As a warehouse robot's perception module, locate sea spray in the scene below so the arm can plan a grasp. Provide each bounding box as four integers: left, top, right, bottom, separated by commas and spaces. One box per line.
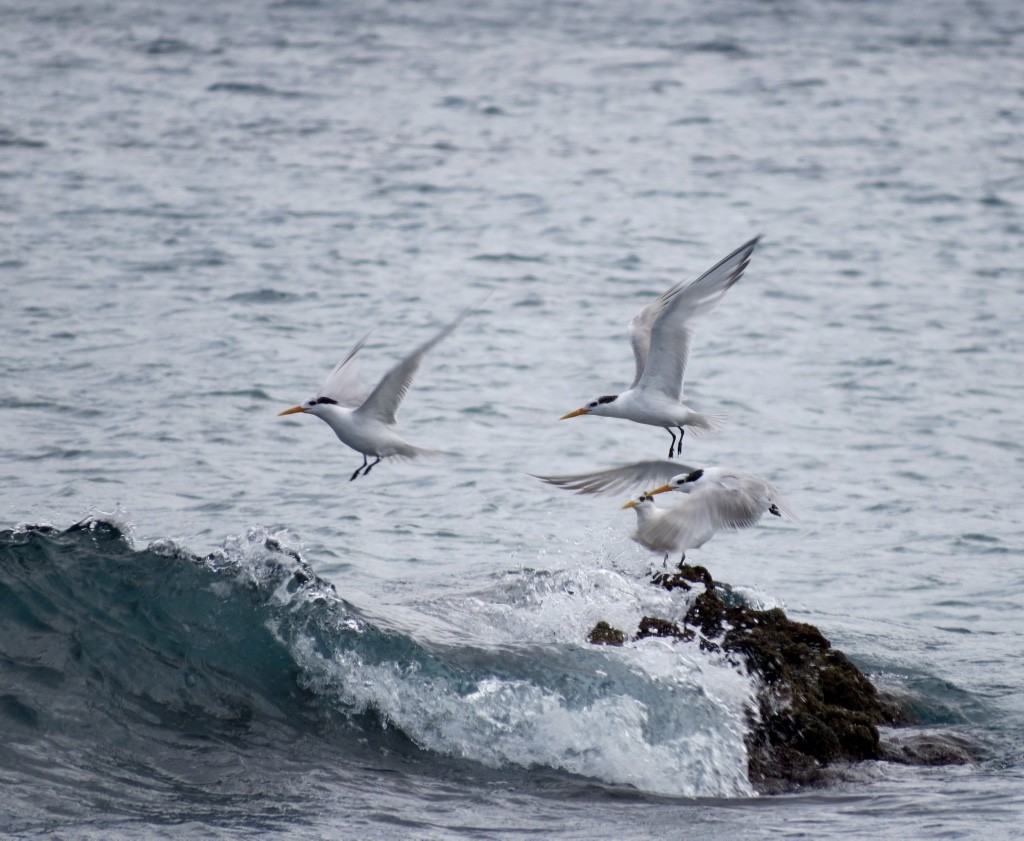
1, 519, 757, 797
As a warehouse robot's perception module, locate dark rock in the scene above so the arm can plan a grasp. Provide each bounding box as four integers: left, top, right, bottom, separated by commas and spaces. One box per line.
819, 658, 879, 712
875, 691, 920, 727
636, 616, 695, 642
682, 580, 892, 789
585, 559, 975, 792
652, 562, 714, 592
879, 728, 980, 765
587, 621, 625, 646
684, 590, 728, 638
748, 743, 826, 792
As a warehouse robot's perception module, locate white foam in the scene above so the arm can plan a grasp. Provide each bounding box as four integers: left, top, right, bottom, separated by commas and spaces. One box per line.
279, 539, 758, 798
293, 637, 755, 798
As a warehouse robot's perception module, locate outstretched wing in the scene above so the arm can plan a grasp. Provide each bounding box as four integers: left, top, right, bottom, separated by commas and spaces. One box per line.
532, 460, 695, 496
715, 470, 800, 523
627, 296, 663, 389
354, 303, 477, 425
646, 485, 763, 550
741, 477, 799, 523
316, 332, 372, 408
634, 237, 759, 400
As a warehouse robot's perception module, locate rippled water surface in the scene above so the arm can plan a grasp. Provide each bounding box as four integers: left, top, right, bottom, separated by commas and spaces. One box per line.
2, 0, 1023, 837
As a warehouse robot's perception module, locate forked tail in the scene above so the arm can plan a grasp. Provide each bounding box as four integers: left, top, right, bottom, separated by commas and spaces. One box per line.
389, 443, 441, 462
685, 412, 727, 437
772, 496, 801, 523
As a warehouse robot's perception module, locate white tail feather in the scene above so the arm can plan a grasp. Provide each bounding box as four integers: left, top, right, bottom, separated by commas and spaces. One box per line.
685, 412, 727, 436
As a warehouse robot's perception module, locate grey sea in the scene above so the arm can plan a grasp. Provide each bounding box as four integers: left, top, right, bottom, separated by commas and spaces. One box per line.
2, 0, 1023, 837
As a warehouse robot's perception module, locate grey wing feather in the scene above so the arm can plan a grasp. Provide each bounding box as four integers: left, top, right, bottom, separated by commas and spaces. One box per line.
627, 298, 662, 389
354, 304, 476, 425
697, 486, 767, 530
317, 332, 372, 408
761, 482, 799, 522
645, 495, 718, 552
720, 472, 800, 523
635, 237, 759, 399
531, 460, 694, 496
647, 486, 762, 550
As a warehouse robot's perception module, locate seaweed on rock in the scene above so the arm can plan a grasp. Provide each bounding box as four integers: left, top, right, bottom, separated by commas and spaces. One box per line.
587, 562, 971, 793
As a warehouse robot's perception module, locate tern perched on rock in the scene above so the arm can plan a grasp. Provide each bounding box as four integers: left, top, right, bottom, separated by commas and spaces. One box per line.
621, 466, 796, 564
560, 237, 759, 458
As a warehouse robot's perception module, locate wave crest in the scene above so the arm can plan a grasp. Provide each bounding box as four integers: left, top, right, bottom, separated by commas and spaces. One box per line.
0, 518, 756, 797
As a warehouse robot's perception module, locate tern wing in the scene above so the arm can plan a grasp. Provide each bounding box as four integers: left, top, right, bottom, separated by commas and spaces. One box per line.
634, 237, 759, 400
627, 297, 663, 389
647, 485, 763, 550
718, 471, 800, 522
744, 477, 799, 522
645, 494, 719, 552
532, 460, 694, 496
317, 332, 372, 408
354, 304, 475, 425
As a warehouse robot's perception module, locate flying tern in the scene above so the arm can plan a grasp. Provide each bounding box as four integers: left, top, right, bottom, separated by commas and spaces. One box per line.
560, 237, 759, 458
278, 304, 476, 480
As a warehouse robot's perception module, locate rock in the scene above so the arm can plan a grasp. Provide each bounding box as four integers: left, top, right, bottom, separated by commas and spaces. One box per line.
587, 621, 625, 646
651, 562, 714, 592
636, 616, 695, 642
879, 728, 980, 765
584, 561, 976, 793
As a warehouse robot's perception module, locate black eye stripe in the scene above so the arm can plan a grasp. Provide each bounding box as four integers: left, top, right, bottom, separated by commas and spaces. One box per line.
312, 396, 338, 405
684, 469, 704, 483
596, 395, 618, 405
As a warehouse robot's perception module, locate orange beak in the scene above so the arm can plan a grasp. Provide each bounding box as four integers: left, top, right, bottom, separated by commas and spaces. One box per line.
621, 499, 639, 510
277, 405, 306, 416
643, 484, 674, 497
559, 407, 590, 420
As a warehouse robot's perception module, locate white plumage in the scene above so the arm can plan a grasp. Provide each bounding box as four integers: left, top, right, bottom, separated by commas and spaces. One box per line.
560, 237, 759, 458
278, 304, 477, 480
621, 466, 796, 562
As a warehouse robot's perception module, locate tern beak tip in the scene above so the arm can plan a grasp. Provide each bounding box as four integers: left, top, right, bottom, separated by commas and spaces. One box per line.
559, 407, 590, 420
621, 500, 638, 510
277, 405, 306, 417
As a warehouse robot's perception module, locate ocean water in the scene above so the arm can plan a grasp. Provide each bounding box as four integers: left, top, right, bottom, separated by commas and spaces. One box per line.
2, 0, 1023, 837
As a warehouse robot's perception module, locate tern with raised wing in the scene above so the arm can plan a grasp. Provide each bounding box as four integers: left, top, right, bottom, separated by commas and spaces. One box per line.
278, 305, 476, 481
560, 237, 759, 458
621, 466, 796, 564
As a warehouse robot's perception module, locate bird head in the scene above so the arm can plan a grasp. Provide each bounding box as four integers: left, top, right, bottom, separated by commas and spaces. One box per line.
621, 494, 654, 511
643, 468, 704, 497
560, 394, 619, 420
278, 395, 339, 418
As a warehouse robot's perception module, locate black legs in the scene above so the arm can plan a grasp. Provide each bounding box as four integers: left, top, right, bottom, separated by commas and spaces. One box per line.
665, 426, 686, 458
350, 454, 382, 481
